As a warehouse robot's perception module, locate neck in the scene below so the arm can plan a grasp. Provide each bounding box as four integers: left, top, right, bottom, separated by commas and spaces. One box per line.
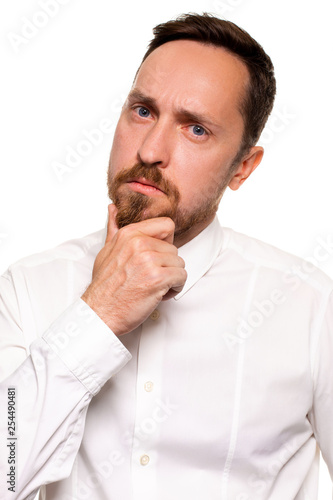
174, 214, 216, 248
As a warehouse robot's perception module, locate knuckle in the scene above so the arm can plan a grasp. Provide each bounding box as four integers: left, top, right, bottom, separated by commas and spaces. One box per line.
131, 235, 148, 254
170, 244, 178, 255
179, 268, 187, 281
128, 233, 148, 255
117, 223, 136, 240
148, 267, 164, 287
137, 250, 155, 266
178, 256, 186, 268
162, 217, 175, 232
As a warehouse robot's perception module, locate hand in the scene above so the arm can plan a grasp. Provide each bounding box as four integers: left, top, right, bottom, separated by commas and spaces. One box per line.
81, 204, 187, 336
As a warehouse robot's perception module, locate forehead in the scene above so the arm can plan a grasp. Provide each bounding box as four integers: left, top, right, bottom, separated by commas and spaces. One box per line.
134, 39, 249, 123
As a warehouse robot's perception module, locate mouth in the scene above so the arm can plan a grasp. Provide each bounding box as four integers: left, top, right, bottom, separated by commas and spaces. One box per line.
126, 177, 165, 196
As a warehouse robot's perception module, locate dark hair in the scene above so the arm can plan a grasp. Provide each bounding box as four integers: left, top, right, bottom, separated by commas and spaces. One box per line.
140, 13, 276, 164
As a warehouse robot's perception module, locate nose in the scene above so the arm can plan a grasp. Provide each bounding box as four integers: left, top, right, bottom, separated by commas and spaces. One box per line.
137, 119, 171, 168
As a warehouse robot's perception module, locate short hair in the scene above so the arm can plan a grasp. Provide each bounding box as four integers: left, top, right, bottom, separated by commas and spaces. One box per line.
139, 13, 276, 164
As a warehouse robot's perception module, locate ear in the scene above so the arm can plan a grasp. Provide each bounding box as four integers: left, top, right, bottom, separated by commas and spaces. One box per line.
228, 146, 264, 191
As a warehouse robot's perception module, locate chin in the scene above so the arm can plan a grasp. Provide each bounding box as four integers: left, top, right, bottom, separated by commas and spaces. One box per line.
114, 193, 177, 229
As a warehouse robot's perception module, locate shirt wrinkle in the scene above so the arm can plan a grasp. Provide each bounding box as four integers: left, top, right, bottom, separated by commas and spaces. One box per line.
1, 217, 333, 499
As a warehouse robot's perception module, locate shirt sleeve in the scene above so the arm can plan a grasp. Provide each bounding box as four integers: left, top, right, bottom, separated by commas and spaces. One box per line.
308, 288, 333, 482
0, 273, 132, 500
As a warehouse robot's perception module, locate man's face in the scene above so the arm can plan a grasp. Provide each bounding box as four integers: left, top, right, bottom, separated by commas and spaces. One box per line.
108, 39, 253, 243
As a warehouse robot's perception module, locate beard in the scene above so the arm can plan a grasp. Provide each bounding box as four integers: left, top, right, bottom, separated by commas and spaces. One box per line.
107, 163, 227, 240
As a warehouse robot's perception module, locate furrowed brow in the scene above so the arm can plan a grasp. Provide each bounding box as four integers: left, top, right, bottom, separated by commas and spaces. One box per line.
126, 90, 158, 114
176, 108, 220, 130
127, 89, 221, 130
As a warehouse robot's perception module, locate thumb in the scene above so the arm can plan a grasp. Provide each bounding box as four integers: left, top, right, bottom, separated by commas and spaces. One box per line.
105, 204, 119, 243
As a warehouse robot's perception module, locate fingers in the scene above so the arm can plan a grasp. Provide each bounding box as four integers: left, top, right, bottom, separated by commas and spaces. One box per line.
105, 205, 175, 245
141, 251, 185, 269
162, 288, 183, 300
160, 266, 187, 300
134, 236, 179, 256
130, 217, 175, 244
105, 204, 119, 243
159, 220, 175, 245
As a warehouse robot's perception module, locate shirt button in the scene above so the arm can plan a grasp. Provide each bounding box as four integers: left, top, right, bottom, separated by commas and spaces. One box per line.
150, 309, 160, 321
140, 454, 150, 466
144, 381, 154, 392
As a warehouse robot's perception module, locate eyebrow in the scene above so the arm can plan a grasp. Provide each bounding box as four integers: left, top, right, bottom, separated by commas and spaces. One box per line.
126, 89, 222, 130
127, 90, 159, 114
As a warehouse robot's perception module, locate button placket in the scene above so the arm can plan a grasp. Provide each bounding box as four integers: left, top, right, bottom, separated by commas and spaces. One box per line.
131, 307, 165, 500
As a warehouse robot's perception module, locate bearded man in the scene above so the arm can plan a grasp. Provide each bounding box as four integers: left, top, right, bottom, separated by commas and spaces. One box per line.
1, 13, 332, 500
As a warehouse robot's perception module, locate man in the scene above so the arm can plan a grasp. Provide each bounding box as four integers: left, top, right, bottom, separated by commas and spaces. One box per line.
0, 12, 332, 500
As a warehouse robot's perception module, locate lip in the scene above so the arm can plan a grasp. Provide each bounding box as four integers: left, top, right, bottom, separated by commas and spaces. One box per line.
126, 177, 165, 195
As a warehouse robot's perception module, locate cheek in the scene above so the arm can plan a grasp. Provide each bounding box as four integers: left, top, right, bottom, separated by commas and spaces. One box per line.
110, 119, 137, 166
175, 149, 228, 202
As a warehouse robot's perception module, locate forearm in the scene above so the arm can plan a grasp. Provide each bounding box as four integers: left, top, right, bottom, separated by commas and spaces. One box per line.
0, 299, 131, 499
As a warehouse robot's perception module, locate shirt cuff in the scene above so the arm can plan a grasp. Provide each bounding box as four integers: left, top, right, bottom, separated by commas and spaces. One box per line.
42, 298, 132, 395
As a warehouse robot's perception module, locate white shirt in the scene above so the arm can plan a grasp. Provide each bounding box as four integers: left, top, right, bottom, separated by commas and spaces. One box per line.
0, 216, 333, 500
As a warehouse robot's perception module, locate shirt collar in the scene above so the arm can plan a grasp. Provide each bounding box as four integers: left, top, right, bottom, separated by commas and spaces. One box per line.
174, 216, 224, 300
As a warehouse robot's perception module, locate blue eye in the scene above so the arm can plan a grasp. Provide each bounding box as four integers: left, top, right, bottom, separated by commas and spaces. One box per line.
137, 106, 150, 118
191, 125, 205, 136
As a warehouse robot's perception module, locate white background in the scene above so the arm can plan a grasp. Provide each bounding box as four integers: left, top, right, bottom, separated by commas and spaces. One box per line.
0, 0, 332, 496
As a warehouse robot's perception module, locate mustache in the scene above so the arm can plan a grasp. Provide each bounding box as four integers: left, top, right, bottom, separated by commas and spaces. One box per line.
111, 163, 180, 201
